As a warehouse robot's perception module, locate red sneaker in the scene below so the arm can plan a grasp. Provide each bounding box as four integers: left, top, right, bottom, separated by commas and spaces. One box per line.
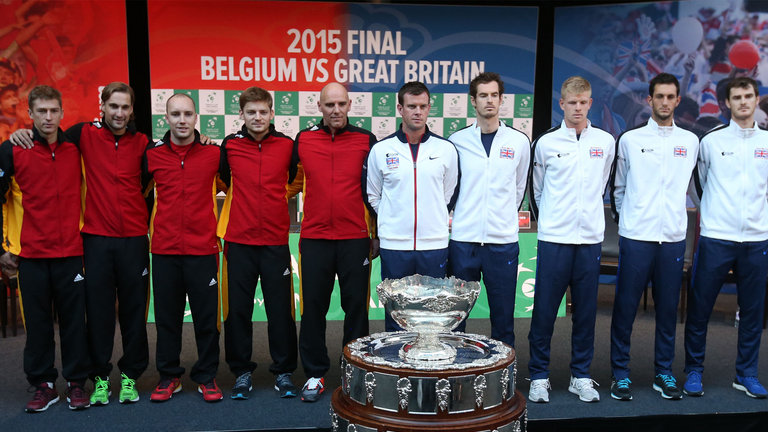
150, 377, 182, 402
198, 380, 223, 402
25, 382, 60, 413
66, 382, 90, 410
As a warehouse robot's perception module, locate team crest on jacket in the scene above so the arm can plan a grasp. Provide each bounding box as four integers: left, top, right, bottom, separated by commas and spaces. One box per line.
589, 147, 604, 158
673, 146, 687, 157
755, 148, 768, 159
499, 147, 515, 160
386, 152, 399, 169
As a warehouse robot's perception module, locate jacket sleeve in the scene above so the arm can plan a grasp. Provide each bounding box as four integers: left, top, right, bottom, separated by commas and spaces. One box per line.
610, 136, 627, 222
362, 133, 377, 216
0, 142, 15, 252
516, 136, 531, 210
602, 136, 616, 198
285, 138, 303, 199
692, 136, 707, 204
366, 145, 383, 213
219, 137, 231, 189
446, 143, 460, 211
64, 123, 87, 148
530, 137, 544, 220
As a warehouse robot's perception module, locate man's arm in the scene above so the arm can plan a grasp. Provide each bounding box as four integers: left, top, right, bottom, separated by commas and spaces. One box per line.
530, 137, 544, 220
692, 137, 708, 205
8, 128, 34, 149
516, 136, 531, 210
285, 138, 303, 199
0, 141, 18, 275
366, 146, 383, 213
610, 137, 627, 222
445, 144, 460, 211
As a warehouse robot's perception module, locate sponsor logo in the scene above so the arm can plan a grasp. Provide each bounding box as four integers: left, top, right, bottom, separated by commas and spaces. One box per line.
142, 268, 149, 276
74, 274, 84, 282
209, 278, 217, 286
386, 153, 399, 170
283, 268, 291, 276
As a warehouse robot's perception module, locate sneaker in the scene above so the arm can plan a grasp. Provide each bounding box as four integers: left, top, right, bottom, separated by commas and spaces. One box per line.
528, 378, 550, 403
568, 376, 600, 402
119, 373, 139, 403
275, 373, 297, 398
150, 377, 182, 402
733, 376, 768, 399
25, 382, 59, 413
66, 382, 90, 410
231, 372, 252, 400
683, 371, 703, 397
653, 374, 682, 400
610, 377, 632, 401
90, 376, 110, 406
300, 377, 325, 402
198, 379, 223, 402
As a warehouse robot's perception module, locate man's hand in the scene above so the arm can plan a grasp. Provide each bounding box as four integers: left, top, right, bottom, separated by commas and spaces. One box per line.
0, 251, 19, 276
200, 134, 214, 145
370, 238, 380, 260
9, 128, 34, 149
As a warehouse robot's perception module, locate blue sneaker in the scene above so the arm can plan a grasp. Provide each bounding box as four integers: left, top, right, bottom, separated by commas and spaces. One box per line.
683, 371, 703, 397
733, 376, 768, 399
610, 377, 632, 401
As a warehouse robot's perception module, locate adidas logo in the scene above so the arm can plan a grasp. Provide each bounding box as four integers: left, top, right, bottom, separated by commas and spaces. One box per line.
283, 268, 290, 276
209, 278, 217, 286
74, 274, 84, 282
142, 268, 149, 276
363, 258, 370, 266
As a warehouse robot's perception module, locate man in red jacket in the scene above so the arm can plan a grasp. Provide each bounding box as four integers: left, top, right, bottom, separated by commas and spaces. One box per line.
11, 82, 151, 406
144, 93, 223, 403
0, 85, 91, 412
289, 82, 377, 402
219, 87, 299, 399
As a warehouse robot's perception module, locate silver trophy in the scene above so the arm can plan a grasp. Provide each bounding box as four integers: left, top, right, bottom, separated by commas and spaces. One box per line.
376, 275, 481, 365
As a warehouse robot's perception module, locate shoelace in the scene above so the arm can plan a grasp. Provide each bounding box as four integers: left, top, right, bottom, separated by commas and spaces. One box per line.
94, 377, 109, 392
306, 377, 323, 390
657, 375, 677, 387
573, 378, 599, 390
121, 374, 136, 391
615, 378, 631, 389
530, 379, 550, 390
235, 374, 250, 388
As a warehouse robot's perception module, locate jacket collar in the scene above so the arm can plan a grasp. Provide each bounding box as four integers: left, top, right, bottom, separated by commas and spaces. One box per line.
160, 129, 202, 147
647, 117, 674, 138
395, 124, 432, 144
315, 119, 349, 136
238, 123, 276, 141
727, 120, 757, 139
32, 126, 67, 146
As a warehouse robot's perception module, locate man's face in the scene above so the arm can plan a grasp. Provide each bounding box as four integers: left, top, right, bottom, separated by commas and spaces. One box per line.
165, 96, 197, 143
240, 101, 273, 138
559, 91, 592, 128
0, 90, 19, 116
648, 83, 680, 123
398, 92, 431, 133
28, 98, 63, 138
471, 81, 502, 120
101, 91, 133, 134
726, 86, 758, 122
318, 85, 350, 131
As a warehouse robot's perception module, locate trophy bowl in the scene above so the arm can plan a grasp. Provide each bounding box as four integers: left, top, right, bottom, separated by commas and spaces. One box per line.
376, 275, 481, 365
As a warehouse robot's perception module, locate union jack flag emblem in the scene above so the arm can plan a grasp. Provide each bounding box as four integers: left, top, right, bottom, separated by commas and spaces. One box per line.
674, 146, 687, 157
589, 147, 604, 158
755, 148, 768, 159
386, 153, 399, 169
500, 147, 515, 159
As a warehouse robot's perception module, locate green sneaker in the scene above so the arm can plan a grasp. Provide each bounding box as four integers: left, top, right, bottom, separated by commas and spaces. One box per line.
90, 376, 110, 406
119, 373, 140, 404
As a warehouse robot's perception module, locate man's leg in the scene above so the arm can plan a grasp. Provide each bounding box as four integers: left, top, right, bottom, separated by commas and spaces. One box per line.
151, 254, 186, 379
18, 258, 58, 385
568, 243, 601, 378
447, 240, 481, 334
51, 256, 90, 383
83, 234, 117, 380
298, 238, 336, 378
259, 244, 298, 374
223, 242, 259, 377
478, 242, 519, 347
335, 238, 371, 346
379, 248, 416, 332
733, 240, 768, 377
610, 237, 654, 380
114, 235, 150, 380
651, 240, 686, 376
183, 254, 221, 385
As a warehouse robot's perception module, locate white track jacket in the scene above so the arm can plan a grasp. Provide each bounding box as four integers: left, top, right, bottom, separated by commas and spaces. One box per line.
449, 121, 530, 244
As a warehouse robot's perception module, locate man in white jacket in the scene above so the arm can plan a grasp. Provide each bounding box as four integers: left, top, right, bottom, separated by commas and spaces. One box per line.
684, 76, 768, 399
527, 76, 614, 403
367, 81, 459, 331
448, 72, 530, 346
609, 73, 698, 401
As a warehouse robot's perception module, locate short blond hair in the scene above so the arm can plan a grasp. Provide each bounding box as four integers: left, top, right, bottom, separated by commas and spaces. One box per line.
561, 76, 591, 99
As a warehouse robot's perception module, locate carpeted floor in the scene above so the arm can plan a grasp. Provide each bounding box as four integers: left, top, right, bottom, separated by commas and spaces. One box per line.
0, 285, 767, 431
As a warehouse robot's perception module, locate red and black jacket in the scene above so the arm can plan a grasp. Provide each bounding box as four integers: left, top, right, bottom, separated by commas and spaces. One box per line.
67, 121, 150, 238
143, 130, 221, 255
290, 121, 376, 240
0, 127, 83, 258
217, 124, 297, 246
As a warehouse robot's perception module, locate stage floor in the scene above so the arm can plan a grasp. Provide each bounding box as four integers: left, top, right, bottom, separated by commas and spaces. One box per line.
1, 287, 767, 431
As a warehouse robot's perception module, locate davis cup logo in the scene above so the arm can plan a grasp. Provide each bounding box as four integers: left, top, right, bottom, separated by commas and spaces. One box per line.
674, 146, 687, 157
386, 153, 399, 170
500, 147, 515, 160
589, 147, 604, 158
755, 148, 768, 159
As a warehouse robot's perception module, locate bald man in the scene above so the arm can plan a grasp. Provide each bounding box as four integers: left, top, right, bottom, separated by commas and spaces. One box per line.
288, 83, 377, 402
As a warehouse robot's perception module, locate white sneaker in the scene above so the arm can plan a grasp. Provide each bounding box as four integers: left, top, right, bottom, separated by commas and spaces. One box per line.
528, 378, 551, 403
568, 376, 600, 402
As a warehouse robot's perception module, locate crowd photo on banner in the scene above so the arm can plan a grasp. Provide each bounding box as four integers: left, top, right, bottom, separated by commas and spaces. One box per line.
0, 0, 767, 423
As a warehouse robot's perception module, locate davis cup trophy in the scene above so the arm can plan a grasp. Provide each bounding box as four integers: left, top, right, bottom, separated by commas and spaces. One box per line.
330, 275, 527, 432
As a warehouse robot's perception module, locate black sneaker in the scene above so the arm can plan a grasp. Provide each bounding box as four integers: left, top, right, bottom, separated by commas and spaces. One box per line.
274, 373, 297, 398
653, 374, 682, 400
300, 377, 325, 402
231, 373, 252, 400
610, 376, 632, 401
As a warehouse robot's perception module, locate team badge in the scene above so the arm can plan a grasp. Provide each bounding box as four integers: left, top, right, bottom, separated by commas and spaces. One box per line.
386, 152, 399, 170
673, 146, 687, 157
589, 147, 604, 158
500, 147, 515, 160
755, 148, 768, 159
